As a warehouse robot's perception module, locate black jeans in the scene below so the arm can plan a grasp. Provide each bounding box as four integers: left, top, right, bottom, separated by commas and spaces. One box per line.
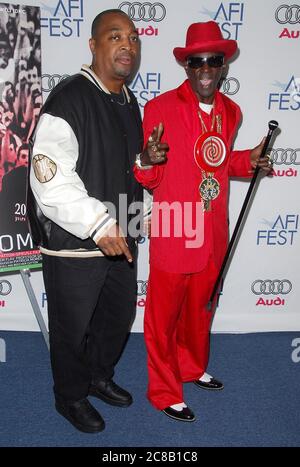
42, 251, 137, 401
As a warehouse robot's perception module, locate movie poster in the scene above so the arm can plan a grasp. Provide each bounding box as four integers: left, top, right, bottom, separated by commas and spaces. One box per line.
0, 2, 42, 274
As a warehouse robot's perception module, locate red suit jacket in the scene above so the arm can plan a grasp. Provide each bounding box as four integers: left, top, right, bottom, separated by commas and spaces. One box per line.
134, 79, 252, 274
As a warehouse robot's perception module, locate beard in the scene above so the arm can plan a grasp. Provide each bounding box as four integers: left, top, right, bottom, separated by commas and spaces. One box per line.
113, 65, 132, 79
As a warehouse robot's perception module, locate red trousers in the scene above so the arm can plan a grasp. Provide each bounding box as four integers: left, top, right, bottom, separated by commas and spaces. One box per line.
144, 259, 218, 410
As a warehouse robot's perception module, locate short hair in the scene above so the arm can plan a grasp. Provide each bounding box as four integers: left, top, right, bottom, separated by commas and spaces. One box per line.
17, 143, 30, 159
91, 9, 129, 38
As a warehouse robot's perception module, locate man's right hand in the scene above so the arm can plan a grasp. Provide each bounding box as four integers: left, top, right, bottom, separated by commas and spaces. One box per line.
139, 122, 169, 166
96, 224, 133, 263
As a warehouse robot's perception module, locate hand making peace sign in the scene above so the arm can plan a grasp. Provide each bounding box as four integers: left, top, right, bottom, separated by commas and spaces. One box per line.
139, 122, 169, 166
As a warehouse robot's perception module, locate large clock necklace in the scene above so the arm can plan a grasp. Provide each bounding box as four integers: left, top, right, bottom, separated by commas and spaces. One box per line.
194, 106, 228, 211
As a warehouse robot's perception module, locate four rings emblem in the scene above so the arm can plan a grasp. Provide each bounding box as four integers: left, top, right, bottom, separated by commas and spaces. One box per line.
251, 280, 292, 295
118, 2, 166, 21
269, 148, 300, 165
275, 5, 300, 23
0, 280, 12, 296
42, 74, 69, 93
137, 280, 148, 296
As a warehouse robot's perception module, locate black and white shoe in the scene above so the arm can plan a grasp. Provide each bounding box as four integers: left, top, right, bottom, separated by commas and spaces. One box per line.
162, 403, 195, 422
194, 372, 224, 391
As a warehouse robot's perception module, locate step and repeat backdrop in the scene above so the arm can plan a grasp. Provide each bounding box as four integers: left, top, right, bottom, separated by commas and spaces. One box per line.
0, 0, 299, 333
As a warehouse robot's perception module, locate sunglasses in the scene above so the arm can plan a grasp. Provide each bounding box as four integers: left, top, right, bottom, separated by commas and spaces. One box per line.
187, 55, 224, 69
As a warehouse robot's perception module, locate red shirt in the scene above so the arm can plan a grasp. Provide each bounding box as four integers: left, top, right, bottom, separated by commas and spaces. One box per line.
134, 80, 252, 273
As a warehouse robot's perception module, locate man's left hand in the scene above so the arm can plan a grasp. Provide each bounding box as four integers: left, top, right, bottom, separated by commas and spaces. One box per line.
250, 137, 273, 174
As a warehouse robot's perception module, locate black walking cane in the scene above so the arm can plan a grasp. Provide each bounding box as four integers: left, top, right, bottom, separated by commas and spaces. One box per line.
206, 120, 279, 311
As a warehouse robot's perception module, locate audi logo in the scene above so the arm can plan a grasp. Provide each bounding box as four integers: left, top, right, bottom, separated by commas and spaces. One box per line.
0, 280, 12, 296
251, 280, 292, 295
42, 74, 70, 93
137, 280, 148, 296
220, 77, 240, 95
269, 148, 300, 165
118, 2, 166, 22
275, 4, 300, 24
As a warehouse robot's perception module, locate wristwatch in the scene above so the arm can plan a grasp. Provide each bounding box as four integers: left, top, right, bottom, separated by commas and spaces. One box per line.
135, 153, 152, 170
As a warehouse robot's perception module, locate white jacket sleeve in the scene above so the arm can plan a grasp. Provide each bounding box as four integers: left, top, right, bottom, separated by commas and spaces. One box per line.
30, 113, 116, 242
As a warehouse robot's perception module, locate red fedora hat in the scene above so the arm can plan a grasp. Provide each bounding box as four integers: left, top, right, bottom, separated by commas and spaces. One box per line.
173, 21, 237, 62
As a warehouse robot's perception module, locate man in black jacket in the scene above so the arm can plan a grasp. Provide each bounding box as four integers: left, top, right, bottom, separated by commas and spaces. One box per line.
28, 10, 143, 433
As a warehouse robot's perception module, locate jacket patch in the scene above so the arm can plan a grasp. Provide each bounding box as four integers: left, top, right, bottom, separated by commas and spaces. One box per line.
33, 154, 57, 183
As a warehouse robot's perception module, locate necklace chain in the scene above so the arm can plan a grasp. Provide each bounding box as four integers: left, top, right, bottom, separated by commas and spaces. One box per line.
110, 88, 127, 106
197, 106, 222, 134
198, 106, 215, 134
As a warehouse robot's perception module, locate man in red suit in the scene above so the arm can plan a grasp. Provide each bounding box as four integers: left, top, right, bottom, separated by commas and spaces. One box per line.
134, 21, 272, 422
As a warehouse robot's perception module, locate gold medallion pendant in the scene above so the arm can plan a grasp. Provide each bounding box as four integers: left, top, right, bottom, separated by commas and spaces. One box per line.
199, 174, 221, 211
199, 174, 220, 201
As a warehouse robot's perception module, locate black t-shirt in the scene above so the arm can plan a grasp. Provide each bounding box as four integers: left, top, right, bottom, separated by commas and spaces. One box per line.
109, 90, 142, 246
109, 89, 141, 206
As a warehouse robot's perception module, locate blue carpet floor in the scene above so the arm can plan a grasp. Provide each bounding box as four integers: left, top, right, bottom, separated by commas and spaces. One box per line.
0, 331, 299, 447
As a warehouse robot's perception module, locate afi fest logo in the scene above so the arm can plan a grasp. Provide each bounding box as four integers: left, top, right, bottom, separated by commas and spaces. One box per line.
270, 147, 299, 178
275, 4, 300, 39
200, 2, 245, 39
251, 279, 292, 307
42, 73, 69, 93
118, 2, 167, 37
40, 0, 84, 37
130, 72, 161, 108
0, 279, 12, 308
257, 214, 299, 246
268, 76, 300, 110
